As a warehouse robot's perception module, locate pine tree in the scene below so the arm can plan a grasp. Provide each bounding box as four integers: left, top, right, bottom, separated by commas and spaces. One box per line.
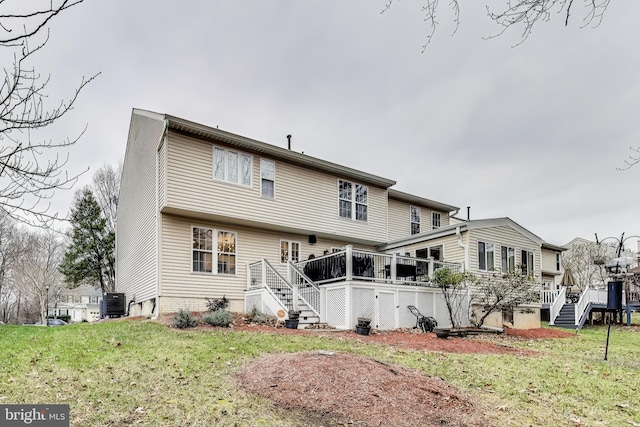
59, 188, 115, 293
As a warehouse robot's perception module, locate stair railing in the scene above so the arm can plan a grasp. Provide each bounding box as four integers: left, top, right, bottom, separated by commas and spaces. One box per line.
261, 259, 295, 311
288, 262, 320, 316
575, 286, 591, 326
549, 287, 566, 326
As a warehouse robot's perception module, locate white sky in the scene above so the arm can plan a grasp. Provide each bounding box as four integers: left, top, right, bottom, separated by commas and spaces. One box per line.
21, 0, 640, 250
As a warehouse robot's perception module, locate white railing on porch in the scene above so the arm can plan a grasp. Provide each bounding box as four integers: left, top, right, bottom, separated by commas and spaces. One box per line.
247, 259, 294, 311
549, 287, 566, 326
540, 289, 561, 305
294, 245, 463, 287
288, 261, 320, 316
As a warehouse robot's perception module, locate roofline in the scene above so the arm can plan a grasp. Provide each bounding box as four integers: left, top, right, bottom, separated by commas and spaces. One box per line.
157, 112, 397, 189
379, 217, 544, 251
542, 242, 568, 252
388, 188, 459, 214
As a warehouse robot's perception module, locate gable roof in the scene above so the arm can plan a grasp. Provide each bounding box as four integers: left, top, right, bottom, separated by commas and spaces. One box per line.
388, 189, 459, 215
135, 109, 398, 189
378, 217, 543, 251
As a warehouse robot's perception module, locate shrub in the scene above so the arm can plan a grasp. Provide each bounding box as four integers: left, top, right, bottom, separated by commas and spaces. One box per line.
171, 309, 198, 329
205, 296, 229, 312
201, 309, 233, 327
245, 307, 274, 325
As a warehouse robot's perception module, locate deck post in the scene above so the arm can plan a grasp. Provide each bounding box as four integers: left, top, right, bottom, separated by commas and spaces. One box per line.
428, 257, 434, 279
346, 245, 353, 281
391, 253, 397, 283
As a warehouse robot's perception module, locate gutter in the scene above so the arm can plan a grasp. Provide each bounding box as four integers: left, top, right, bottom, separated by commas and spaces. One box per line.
153, 119, 169, 318
456, 226, 469, 272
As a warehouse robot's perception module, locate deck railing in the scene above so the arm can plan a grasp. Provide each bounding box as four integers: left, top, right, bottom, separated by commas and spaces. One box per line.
540, 289, 561, 305
294, 246, 463, 287
549, 287, 566, 326
247, 259, 295, 311
288, 261, 320, 315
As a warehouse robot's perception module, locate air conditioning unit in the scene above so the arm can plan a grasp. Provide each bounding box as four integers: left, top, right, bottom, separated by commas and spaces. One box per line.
101, 293, 126, 318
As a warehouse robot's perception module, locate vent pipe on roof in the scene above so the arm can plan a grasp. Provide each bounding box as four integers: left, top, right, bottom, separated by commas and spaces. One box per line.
467, 206, 470, 221
287, 134, 291, 150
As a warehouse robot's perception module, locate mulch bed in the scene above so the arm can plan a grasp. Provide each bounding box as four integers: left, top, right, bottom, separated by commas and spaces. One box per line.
154, 313, 579, 427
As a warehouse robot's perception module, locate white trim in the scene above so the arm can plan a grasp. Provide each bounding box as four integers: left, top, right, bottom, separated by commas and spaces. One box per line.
410, 206, 421, 235
279, 239, 301, 264
212, 145, 253, 187
260, 158, 276, 199
337, 179, 368, 222
191, 226, 238, 276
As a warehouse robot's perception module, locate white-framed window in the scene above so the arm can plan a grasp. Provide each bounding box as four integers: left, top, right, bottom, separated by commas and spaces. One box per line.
478, 241, 494, 271
521, 250, 535, 276
501, 246, 516, 273
260, 159, 275, 198
415, 245, 443, 261
410, 206, 421, 235
338, 180, 367, 221
432, 212, 441, 229
213, 146, 252, 186
192, 227, 237, 275
217, 231, 237, 275
280, 240, 300, 263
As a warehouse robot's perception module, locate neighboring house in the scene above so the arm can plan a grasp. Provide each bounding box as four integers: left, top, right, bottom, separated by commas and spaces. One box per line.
49, 285, 102, 322
541, 243, 565, 290
116, 109, 560, 330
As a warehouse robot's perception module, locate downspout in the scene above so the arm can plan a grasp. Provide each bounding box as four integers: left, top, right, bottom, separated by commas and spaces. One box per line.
456, 226, 468, 272
154, 119, 169, 318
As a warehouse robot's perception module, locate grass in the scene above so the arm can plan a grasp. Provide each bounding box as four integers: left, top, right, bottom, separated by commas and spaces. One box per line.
1, 318, 639, 426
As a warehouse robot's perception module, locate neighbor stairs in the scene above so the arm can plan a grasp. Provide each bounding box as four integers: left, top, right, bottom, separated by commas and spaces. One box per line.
553, 303, 577, 329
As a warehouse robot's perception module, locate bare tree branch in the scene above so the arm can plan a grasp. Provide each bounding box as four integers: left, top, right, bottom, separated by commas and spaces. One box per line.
381, 0, 611, 49
617, 146, 640, 171
0, 0, 98, 226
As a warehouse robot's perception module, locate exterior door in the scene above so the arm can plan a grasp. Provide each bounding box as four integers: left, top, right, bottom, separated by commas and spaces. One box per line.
376, 291, 396, 330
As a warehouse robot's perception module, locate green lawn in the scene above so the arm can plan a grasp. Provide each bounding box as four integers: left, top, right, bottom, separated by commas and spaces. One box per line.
1, 318, 639, 426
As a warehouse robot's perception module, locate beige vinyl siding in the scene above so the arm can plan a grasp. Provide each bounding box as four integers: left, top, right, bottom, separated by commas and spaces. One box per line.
158, 213, 376, 313
541, 248, 562, 274
116, 112, 165, 304
387, 199, 450, 242
469, 226, 541, 279
164, 132, 388, 244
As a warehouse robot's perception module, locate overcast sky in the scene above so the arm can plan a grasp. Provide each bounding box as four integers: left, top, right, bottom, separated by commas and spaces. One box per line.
24, 0, 640, 250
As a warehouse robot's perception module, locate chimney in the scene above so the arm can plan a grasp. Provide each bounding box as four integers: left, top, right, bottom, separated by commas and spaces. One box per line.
467, 206, 470, 221
286, 134, 291, 150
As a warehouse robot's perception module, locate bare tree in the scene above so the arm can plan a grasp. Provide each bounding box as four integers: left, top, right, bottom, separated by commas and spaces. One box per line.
432, 268, 475, 328
0, 210, 25, 323
381, 1, 611, 50
619, 146, 640, 170
91, 162, 121, 233
15, 228, 65, 324
0, 0, 98, 226
562, 239, 616, 291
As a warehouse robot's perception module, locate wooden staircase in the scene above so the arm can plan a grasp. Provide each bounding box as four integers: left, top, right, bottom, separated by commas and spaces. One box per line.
553, 303, 578, 329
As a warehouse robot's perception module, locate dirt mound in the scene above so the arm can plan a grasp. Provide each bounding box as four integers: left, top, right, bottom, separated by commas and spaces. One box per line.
236, 351, 487, 427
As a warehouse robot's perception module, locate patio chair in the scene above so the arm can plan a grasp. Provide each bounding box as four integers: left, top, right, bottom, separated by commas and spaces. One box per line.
407, 305, 437, 333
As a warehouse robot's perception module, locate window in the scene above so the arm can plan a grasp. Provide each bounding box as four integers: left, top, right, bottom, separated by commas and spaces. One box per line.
338, 180, 367, 221
432, 212, 441, 229
280, 240, 300, 263
193, 227, 213, 273
410, 206, 421, 235
556, 253, 561, 271
217, 231, 236, 274
261, 159, 275, 198
213, 146, 252, 186
521, 250, 534, 276
89, 296, 99, 304
416, 245, 443, 261
478, 241, 494, 271
501, 246, 516, 273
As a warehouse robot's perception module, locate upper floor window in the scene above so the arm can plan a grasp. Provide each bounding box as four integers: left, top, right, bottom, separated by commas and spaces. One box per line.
260, 159, 275, 198
338, 180, 367, 221
410, 206, 421, 235
89, 296, 99, 304
192, 227, 237, 275
280, 240, 300, 263
521, 250, 534, 276
556, 253, 561, 271
213, 146, 252, 186
478, 241, 494, 271
501, 246, 516, 273
432, 212, 441, 229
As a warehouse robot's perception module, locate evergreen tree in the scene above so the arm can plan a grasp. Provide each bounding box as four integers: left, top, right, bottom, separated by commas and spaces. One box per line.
59, 188, 115, 293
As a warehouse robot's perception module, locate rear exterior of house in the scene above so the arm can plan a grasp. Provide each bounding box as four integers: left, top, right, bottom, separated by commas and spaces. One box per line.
117, 109, 553, 329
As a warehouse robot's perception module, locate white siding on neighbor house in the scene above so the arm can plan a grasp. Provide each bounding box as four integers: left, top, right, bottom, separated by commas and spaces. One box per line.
163, 132, 389, 244
158, 213, 376, 314
116, 112, 165, 306
396, 234, 466, 266
387, 199, 450, 242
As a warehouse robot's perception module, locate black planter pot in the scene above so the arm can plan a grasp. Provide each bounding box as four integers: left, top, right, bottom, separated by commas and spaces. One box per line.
357, 317, 371, 328
434, 328, 450, 339
355, 325, 371, 336
285, 319, 299, 329
288, 311, 300, 320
